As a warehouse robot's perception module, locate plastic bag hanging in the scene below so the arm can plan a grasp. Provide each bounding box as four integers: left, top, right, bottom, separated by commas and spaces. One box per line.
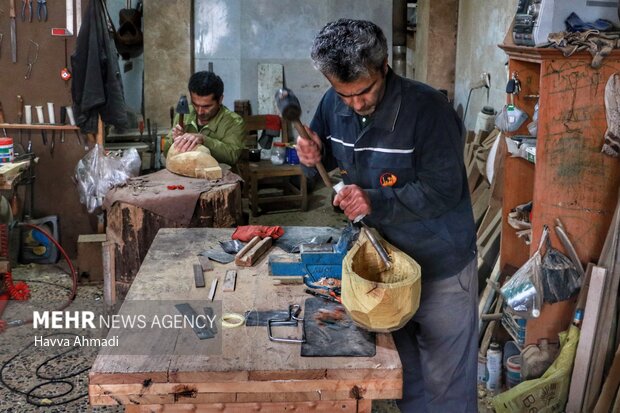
540, 228, 582, 303
501, 227, 547, 318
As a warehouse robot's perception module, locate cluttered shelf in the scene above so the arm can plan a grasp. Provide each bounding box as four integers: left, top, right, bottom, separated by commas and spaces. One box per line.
0, 123, 80, 131
498, 44, 620, 350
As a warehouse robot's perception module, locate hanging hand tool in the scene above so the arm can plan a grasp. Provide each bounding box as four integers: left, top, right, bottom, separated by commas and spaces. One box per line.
175, 95, 189, 130
36, 0, 47, 22
66, 106, 83, 148
51, 0, 74, 36
10, 0, 16, 63
0, 102, 7, 136
21, 0, 32, 22
24, 40, 39, 79
35, 105, 47, 145
60, 39, 72, 81
47, 102, 55, 156
0, 33, 3, 58
24, 105, 32, 153
60, 106, 67, 143
17, 95, 23, 145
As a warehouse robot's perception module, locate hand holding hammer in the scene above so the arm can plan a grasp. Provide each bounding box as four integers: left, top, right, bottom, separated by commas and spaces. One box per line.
275, 88, 332, 189
275, 87, 391, 269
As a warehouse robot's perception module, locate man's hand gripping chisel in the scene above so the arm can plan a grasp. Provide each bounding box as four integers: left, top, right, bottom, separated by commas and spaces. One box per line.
275, 87, 392, 269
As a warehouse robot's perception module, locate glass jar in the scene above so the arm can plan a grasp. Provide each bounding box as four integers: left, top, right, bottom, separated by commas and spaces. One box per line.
271, 143, 286, 165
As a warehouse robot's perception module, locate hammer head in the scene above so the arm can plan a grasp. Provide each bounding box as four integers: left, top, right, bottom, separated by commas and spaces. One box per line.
176, 94, 190, 129
176, 94, 190, 115
275, 88, 302, 122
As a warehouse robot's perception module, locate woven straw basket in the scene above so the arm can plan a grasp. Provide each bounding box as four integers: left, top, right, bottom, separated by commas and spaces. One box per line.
342, 228, 421, 332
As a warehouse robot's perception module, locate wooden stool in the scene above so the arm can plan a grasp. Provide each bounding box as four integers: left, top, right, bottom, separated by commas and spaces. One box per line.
247, 160, 307, 216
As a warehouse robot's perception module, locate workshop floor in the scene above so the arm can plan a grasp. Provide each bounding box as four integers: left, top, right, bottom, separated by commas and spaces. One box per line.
0, 180, 493, 412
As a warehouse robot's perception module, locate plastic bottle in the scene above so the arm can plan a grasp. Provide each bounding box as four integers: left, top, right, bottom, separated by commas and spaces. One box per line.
477, 354, 488, 385
270, 142, 286, 165
486, 342, 502, 394
475, 106, 496, 135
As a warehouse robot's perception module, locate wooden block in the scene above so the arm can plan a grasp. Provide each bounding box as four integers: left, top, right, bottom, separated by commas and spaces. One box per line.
198, 256, 214, 272
77, 234, 107, 282
0, 260, 10, 273
235, 236, 272, 267
195, 166, 222, 180
193, 264, 205, 288
566, 265, 606, 413
222, 270, 237, 292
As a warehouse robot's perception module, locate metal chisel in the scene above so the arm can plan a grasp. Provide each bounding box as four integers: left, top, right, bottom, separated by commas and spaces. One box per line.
17, 95, 23, 145
35, 105, 47, 145
47, 102, 55, 156
24, 104, 32, 153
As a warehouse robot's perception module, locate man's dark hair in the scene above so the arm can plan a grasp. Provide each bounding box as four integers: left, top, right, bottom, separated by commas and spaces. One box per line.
311, 19, 388, 82
188, 71, 224, 99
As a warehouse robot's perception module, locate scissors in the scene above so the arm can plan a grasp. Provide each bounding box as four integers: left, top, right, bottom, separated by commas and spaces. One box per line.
36, 0, 47, 22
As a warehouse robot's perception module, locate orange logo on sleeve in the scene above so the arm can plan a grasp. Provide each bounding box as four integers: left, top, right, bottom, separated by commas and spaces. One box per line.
380, 173, 397, 187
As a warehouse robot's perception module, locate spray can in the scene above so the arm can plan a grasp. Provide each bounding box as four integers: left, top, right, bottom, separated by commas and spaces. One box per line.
486, 342, 502, 394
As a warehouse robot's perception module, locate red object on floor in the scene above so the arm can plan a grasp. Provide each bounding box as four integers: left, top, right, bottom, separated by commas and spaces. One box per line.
4, 272, 30, 301
232, 225, 285, 242
0, 292, 9, 332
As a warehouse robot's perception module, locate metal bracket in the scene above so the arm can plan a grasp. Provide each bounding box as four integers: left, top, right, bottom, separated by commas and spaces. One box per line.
267, 304, 306, 343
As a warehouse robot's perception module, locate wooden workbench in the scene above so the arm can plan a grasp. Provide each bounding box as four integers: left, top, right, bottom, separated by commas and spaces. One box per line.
89, 227, 402, 412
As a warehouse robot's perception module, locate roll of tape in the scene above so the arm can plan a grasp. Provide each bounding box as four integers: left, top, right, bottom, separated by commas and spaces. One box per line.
221, 313, 245, 328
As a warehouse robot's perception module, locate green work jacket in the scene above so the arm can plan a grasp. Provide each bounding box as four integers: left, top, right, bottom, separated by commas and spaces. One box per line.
164, 105, 245, 166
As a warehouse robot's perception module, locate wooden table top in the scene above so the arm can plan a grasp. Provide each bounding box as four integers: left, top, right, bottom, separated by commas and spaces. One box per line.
89, 227, 402, 407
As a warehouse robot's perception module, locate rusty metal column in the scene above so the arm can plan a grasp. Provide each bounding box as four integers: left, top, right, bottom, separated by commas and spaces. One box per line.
392, 0, 408, 76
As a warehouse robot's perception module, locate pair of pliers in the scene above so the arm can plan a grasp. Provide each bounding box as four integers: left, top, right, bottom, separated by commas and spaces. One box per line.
36, 0, 47, 22
21, 0, 32, 22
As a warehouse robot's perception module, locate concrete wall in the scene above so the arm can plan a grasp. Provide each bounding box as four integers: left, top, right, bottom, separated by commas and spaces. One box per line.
144, 1, 193, 131
414, 0, 459, 98
454, 0, 518, 130
193, 0, 392, 125
142, 0, 520, 132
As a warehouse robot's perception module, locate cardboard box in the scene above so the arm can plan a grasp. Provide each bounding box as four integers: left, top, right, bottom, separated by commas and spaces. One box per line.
77, 234, 106, 283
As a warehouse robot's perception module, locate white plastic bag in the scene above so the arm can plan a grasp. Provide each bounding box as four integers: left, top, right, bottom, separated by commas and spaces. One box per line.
74, 144, 141, 213
500, 227, 548, 318
495, 104, 529, 132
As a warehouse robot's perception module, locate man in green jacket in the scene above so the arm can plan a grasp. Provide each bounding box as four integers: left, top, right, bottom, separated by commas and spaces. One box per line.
164, 71, 245, 166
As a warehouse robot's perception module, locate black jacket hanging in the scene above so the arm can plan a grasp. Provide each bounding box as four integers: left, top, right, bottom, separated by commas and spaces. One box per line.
71, 0, 128, 134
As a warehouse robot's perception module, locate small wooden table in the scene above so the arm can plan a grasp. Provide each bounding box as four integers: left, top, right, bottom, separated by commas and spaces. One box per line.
244, 160, 308, 216
89, 227, 402, 412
